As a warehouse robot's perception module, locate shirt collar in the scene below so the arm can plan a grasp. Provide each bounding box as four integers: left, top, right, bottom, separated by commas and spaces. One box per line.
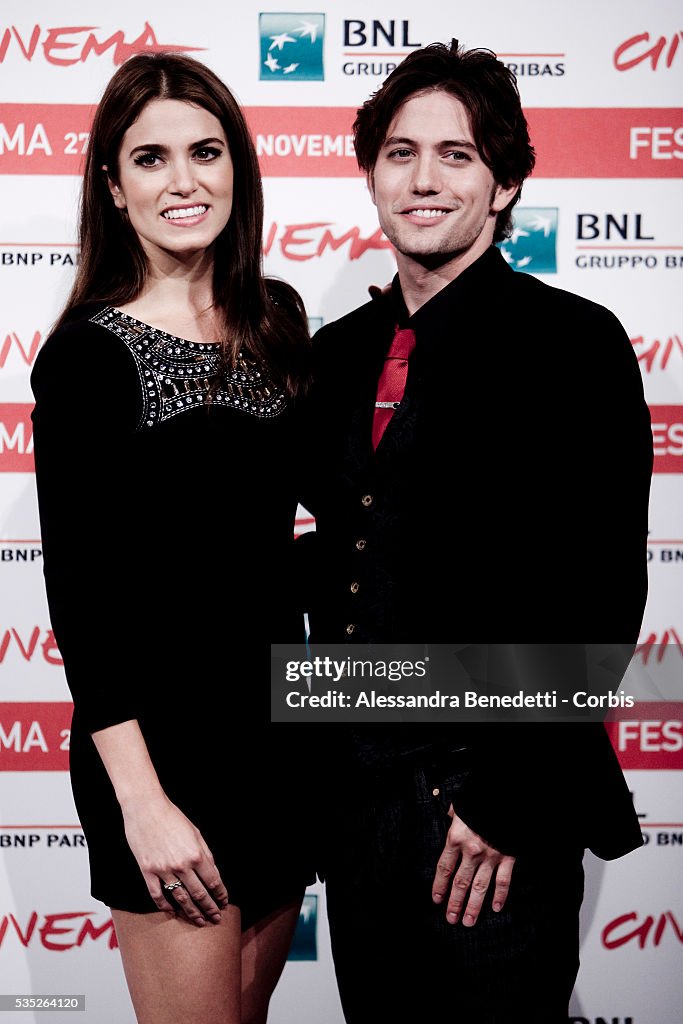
390, 245, 509, 334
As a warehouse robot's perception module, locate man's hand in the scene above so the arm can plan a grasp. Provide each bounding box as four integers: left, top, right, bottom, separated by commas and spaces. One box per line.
432, 804, 515, 927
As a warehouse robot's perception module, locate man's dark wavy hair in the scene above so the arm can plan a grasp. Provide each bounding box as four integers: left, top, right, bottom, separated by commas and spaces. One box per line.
353, 40, 536, 243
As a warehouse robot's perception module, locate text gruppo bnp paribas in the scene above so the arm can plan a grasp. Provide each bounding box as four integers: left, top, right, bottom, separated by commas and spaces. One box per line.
282, 657, 635, 710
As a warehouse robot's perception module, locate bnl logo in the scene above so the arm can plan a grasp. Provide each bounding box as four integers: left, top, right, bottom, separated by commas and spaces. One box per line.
259, 13, 325, 80
498, 207, 558, 273
288, 893, 317, 960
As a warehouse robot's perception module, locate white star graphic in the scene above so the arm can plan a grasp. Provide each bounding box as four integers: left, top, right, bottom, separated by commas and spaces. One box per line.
516, 255, 533, 268
297, 20, 319, 42
500, 247, 514, 264
283, 62, 300, 74
529, 214, 553, 237
300, 901, 315, 923
509, 226, 530, 245
269, 32, 296, 51
264, 53, 280, 72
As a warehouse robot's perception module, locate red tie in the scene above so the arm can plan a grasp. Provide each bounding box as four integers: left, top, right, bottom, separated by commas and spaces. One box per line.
372, 326, 416, 450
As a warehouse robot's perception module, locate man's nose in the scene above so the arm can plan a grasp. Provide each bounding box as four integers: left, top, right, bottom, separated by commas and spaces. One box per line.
410, 154, 441, 193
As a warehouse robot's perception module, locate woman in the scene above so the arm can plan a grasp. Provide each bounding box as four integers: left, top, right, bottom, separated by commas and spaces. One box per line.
30, 52, 312, 1024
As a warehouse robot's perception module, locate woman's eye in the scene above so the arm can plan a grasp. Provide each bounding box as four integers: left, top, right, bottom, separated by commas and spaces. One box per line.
194, 147, 222, 161
133, 152, 161, 167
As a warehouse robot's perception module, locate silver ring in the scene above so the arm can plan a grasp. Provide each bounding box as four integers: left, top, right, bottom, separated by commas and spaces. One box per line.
163, 880, 184, 892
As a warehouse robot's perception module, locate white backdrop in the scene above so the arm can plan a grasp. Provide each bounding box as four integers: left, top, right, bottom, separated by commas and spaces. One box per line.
1, 1, 682, 1021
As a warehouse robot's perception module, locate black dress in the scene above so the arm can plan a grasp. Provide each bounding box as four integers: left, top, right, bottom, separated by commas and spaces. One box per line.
31, 303, 311, 928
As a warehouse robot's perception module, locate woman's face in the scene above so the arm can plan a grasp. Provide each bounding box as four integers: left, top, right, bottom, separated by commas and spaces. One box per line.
107, 98, 233, 262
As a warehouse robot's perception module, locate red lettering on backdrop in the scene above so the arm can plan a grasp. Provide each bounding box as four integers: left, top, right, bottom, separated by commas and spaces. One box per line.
605, 701, 683, 770
0, 331, 42, 368
0, 23, 204, 65
649, 407, 683, 473
262, 222, 278, 257
632, 334, 683, 372
276, 222, 393, 261
0, 25, 40, 61
4, 911, 39, 947
317, 225, 392, 260
614, 31, 682, 71
40, 912, 88, 951
77, 916, 118, 948
3, 106, 683, 177
0, 912, 118, 950
0, 703, 72, 771
41, 630, 62, 665
602, 911, 683, 949
635, 629, 683, 662
42, 26, 97, 67
0, 628, 62, 665
279, 222, 332, 261
0, 403, 34, 471
1, 627, 39, 661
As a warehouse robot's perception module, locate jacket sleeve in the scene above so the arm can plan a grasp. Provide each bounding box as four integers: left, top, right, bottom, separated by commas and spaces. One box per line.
452, 301, 651, 860
451, 720, 642, 860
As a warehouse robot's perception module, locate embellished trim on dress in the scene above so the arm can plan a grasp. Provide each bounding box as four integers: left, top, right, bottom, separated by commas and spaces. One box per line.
90, 307, 287, 428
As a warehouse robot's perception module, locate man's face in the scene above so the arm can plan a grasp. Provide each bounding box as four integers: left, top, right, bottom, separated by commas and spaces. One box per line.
368, 89, 518, 270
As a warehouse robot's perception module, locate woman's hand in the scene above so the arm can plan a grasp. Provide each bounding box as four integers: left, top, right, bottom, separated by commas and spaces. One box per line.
90, 719, 228, 926
121, 792, 229, 926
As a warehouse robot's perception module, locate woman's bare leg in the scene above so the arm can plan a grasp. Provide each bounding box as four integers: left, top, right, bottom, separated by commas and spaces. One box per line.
240, 896, 304, 1024
112, 906, 242, 1024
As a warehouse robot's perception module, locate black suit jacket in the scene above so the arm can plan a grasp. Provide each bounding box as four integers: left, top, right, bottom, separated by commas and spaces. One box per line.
302, 246, 653, 860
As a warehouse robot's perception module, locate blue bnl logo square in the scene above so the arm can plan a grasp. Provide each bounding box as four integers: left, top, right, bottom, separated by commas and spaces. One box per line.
288, 894, 317, 960
498, 207, 558, 274
259, 13, 325, 81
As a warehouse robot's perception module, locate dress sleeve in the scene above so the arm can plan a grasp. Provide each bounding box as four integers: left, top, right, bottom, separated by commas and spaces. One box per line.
31, 320, 144, 733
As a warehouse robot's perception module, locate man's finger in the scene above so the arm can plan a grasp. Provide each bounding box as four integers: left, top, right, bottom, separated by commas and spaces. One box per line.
432, 843, 461, 903
492, 856, 515, 912
445, 863, 476, 923
461, 864, 493, 927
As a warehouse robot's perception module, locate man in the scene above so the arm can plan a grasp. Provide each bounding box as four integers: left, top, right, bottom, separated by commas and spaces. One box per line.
302, 41, 652, 1022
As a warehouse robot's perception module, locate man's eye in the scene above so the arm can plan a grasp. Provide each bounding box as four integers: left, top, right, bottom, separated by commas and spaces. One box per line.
388, 149, 413, 159
447, 151, 471, 162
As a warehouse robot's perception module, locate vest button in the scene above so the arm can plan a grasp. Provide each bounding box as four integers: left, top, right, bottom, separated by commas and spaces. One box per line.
355, 538, 367, 551
361, 494, 373, 507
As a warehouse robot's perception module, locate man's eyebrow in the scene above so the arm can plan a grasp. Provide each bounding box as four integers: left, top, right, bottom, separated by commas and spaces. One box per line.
381, 135, 478, 151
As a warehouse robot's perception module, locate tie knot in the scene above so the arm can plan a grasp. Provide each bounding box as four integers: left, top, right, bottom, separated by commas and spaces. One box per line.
387, 326, 416, 360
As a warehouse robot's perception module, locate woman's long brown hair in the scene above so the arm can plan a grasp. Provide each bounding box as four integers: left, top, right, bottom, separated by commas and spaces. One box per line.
55, 52, 310, 397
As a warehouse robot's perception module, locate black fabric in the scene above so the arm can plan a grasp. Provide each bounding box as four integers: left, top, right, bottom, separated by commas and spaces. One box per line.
302, 246, 652, 861
323, 759, 584, 1023
31, 305, 312, 925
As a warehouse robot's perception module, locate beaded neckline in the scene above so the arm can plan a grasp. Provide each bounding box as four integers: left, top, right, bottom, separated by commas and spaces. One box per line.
107, 308, 221, 350
90, 306, 287, 426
